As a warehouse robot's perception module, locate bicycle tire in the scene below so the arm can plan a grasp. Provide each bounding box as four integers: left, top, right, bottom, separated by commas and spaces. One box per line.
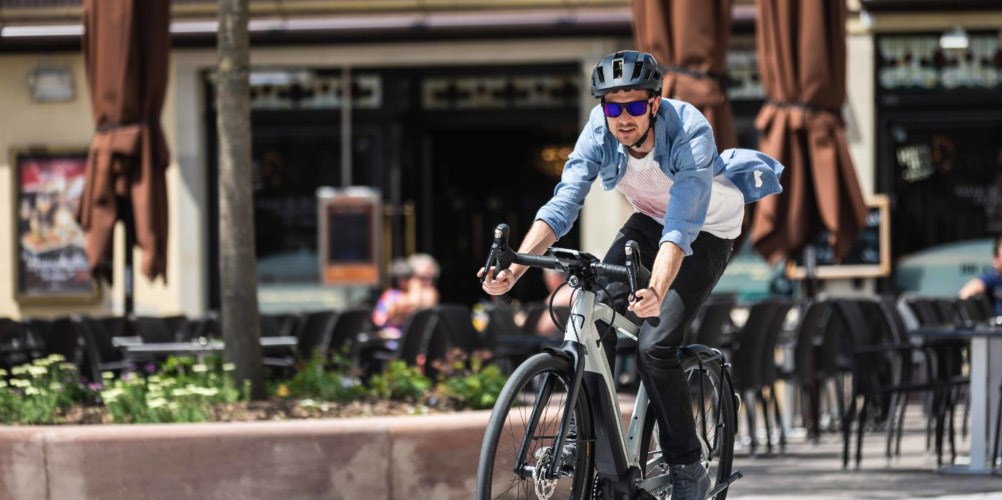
639, 352, 736, 500
477, 353, 595, 499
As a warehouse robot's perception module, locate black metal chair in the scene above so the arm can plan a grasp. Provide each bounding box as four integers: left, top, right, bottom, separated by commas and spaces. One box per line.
689, 298, 735, 349
729, 300, 782, 456
74, 316, 132, 383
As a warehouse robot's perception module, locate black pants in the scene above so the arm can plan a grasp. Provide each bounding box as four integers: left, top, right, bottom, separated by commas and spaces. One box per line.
599, 213, 734, 465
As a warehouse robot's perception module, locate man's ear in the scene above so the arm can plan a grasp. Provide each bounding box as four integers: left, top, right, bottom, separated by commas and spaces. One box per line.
651, 94, 661, 113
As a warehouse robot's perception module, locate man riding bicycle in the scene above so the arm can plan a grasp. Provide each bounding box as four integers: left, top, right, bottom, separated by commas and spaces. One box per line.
479, 50, 783, 500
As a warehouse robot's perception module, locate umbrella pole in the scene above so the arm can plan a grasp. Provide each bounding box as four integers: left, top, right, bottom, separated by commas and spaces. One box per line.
120, 196, 135, 321
802, 246, 818, 300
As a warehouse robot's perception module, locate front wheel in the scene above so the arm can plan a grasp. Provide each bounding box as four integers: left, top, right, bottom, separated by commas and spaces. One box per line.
639, 351, 736, 500
476, 353, 594, 499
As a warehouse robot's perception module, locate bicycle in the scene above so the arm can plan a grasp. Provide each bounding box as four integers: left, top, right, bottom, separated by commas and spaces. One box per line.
476, 224, 741, 500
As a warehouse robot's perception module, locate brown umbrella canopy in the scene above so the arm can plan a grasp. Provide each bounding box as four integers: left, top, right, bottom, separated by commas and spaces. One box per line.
632, 0, 737, 151
750, 0, 867, 264
78, 0, 171, 282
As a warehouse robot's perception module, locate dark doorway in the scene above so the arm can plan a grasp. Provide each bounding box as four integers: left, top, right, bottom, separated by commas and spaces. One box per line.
204, 63, 581, 309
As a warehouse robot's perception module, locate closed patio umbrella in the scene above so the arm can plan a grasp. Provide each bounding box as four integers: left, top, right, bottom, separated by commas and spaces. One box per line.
750, 0, 867, 265
77, 0, 172, 309
632, 0, 738, 151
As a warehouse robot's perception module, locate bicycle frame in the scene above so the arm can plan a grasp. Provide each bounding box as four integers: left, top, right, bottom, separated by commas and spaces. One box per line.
521, 286, 656, 487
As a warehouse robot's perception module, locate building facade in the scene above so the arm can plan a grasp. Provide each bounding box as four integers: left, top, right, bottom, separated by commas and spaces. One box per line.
0, 0, 999, 318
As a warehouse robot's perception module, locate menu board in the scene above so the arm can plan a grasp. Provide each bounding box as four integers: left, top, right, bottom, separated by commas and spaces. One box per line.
786, 195, 891, 279
317, 187, 381, 285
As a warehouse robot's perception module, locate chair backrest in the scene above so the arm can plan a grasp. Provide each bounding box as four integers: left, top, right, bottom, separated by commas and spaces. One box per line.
131, 317, 175, 344
0, 319, 37, 369
43, 317, 82, 366
791, 300, 832, 381
161, 315, 189, 340
435, 304, 483, 353
396, 308, 442, 370
690, 300, 734, 348
75, 317, 125, 383
481, 303, 522, 348
903, 297, 942, 327
759, 300, 794, 385
259, 314, 285, 338
295, 310, 337, 359
328, 308, 374, 354
729, 300, 779, 391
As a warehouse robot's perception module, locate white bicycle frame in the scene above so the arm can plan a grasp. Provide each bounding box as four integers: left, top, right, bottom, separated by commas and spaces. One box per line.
560, 286, 665, 488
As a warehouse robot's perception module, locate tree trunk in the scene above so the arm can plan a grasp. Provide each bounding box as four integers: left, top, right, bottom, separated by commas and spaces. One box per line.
216, 0, 263, 399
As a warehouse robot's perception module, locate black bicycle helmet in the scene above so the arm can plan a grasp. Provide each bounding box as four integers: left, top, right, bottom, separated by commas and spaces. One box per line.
590, 50, 663, 98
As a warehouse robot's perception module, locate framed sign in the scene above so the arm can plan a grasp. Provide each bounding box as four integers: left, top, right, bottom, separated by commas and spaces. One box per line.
11, 147, 99, 304
317, 186, 381, 285
785, 194, 891, 280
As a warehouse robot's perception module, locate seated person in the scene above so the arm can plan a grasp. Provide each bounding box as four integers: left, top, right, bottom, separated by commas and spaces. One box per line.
407, 253, 441, 310
959, 234, 1002, 316
372, 259, 417, 343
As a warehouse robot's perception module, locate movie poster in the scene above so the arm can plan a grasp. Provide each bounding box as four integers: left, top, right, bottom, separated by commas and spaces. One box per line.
14, 150, 97, 302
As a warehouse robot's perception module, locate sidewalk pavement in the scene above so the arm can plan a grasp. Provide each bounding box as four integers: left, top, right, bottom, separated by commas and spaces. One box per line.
727, 404, 1002, 499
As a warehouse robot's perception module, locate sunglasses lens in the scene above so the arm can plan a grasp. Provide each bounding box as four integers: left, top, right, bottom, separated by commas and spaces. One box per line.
602, 102, 623, 118
626, 100, 649, 116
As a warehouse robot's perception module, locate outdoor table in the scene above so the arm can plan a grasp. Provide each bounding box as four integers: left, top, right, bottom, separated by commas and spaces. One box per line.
113, 336, 298, 357
909, 323, 1002, 474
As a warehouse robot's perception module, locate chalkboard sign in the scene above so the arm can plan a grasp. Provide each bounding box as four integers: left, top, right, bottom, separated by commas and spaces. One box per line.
317, 187, 381, 285
785, 194, 891, 279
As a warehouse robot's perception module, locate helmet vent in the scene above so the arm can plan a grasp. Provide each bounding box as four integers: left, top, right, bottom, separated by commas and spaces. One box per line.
596, 67, 605, 84
613, 59, 623, 79
632, 63, 644, 82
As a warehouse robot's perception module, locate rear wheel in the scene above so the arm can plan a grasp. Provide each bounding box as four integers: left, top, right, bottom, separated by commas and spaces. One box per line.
639, 352, 736, 500
477, 353, 595, 499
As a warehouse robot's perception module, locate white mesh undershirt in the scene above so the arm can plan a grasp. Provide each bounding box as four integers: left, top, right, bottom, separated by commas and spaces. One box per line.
615, 151, 744, 240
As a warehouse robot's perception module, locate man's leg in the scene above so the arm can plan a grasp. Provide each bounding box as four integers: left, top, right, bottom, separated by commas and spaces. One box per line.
636, 232, 733, 465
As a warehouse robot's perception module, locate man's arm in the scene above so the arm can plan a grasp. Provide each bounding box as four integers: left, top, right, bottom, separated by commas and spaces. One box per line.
960, 277, 987, 299
628, 241, 684, 317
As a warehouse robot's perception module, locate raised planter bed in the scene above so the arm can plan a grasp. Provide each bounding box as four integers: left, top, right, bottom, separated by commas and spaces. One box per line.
0, 411, 492, 500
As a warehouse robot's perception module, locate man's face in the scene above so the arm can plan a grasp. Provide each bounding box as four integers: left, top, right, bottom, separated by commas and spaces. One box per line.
993, 245, 1002, 273
603, 89, 659, 147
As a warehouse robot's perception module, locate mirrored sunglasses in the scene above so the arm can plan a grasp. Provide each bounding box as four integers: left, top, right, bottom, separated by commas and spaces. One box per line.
602, 100, 650, 118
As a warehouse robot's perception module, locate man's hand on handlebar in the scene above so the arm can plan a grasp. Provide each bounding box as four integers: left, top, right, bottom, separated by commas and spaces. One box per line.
478, 266, 516, 296
628, 287, 662, 318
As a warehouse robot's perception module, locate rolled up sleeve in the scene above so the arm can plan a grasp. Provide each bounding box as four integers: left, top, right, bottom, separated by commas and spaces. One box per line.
661, 105, 716, 255
535, 124, 603, 239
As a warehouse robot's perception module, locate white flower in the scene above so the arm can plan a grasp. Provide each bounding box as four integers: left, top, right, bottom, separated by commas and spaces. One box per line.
11, 366, 28, 376
10, 379, 30, 388
24, 387, 39, 396
192, 364, 208, 373
222, 363, 236, 372
27, 366, 48, 377
0, 380, 7, 388
101, 388, 125, 402
171, 388, 190, 397
48, 383, 63, 391
46, 354, 66, 363
300, 398, 317, 408
147, 398, 167, 409
59, 363, 76, 371
0, 369, 8, 377
101, 371, 114, 380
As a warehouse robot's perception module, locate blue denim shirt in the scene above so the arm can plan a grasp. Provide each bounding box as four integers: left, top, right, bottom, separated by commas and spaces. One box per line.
535, 98, 784, 256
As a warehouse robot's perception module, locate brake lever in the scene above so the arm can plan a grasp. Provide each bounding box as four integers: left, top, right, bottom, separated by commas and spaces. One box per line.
482, 224, 513, 305
625, 240, 659, 328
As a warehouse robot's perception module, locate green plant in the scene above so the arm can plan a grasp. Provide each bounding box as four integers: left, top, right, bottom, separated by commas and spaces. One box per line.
0, 354, 93, 424
436, 350, 507, 410
368, 360, 432, 402
101, 356, 243, 424
273, 350, 366, 402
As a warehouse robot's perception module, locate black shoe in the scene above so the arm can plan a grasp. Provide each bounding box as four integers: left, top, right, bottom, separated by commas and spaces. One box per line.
668, 461, 709, 500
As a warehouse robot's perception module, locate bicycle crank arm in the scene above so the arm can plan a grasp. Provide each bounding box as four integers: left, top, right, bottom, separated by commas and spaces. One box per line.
705, 470, 743, 499
636, 472, 670, 495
